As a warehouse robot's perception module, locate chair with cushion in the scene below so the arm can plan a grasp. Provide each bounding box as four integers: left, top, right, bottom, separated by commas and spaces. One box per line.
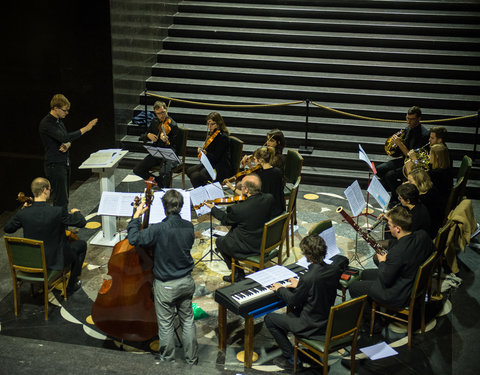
443, 155, 472, 224
293, 295, 367, 375
231, 212, 290, 283
4, 236, 69, 320
228, 135, 244, 176
285, 176, 301, 258
370, 251, 437, 348
308, 220, 362, 302
283, 149, 303, 245
152, 126, 188, 189
432, 220, 453, 299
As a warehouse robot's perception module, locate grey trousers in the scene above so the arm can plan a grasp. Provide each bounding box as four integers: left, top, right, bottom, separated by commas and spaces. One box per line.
153, 275, 198, 364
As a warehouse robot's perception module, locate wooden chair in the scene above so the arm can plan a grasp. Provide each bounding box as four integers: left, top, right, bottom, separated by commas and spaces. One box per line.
370, 252, 437, 348
283, 149, 304, 230
231, 212, 290, 283
443, 155, 472, 224
432, 220, 453, 299
228, 135, 244, 175
293, 295, 367, 375
285, 176, 301, 257
151, 126, 188, 189
308, 220, 362, 302
4, 236, 69, 320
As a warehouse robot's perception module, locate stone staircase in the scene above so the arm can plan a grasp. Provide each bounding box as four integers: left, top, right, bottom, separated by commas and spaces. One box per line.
117, 0, 480, 195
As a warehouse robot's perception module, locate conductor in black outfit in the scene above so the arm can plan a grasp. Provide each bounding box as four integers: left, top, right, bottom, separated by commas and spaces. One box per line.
39, 94, 98, 208
206, 174, 274, 282
349, 205, 435, 331
264, 235, 345, 370
133, 101, 179, 188
4, 177, 87, 295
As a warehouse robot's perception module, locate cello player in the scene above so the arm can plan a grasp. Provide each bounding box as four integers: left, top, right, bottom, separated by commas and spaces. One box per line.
127, 189, 198, 365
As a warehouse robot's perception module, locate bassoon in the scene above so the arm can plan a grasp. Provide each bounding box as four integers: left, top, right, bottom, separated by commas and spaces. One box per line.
336, 206, 387, 256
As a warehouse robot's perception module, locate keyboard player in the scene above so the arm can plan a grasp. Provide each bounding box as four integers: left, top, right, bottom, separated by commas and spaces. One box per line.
264, 234, 346, 370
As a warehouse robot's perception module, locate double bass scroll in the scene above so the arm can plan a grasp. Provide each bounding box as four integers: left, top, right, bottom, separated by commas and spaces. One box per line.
336, 206, 387, 256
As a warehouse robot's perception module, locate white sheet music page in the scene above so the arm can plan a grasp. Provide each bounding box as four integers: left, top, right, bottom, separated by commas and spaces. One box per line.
200, 152, 216, 180
344, 180, 366, 217
296, 226, 340, 266
98, 192, 139, 216
149, 189, 191, 223
367, 175, 391, 212
246, 265, 298, 287
190, 182, 224, 216
358, 144, 376, 174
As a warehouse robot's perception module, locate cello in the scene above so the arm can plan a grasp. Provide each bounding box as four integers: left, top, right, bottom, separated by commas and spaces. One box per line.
91, 179, 157, 342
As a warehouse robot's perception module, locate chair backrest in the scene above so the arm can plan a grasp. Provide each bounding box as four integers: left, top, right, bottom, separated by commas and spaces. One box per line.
410, 252, 437, 304
4, 236, 46, 273
174, 127, 188, 164
456, 154, 472, 183
286, 176, 301, 213
434, 220, 452, 255
284, 149, 304, 184
308, 219, 333, 236
228, 135, 244, 175
261, 212, 290, 256
325, 295, 367, 346
443, 176, 466, 222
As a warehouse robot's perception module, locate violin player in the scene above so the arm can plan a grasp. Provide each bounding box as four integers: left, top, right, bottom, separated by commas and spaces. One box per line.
206, 174, 275, 282
133, 101, 179, 188
4, 177, 87, 296
186, 112, 232, 188
376, 106, 429, 204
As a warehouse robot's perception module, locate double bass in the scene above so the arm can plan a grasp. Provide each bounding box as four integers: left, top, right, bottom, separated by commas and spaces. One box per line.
91, 179, 157, 342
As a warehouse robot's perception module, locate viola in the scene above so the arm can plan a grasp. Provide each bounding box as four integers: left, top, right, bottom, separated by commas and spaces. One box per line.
198, 129, 220, 158
222, 164, 262, 186
91, 178, 158, 342
17, 192, 79, 241
157, 118, 172, 146
193, 195, 246, 210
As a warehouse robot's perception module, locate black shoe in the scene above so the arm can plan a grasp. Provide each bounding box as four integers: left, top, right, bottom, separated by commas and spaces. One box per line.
222, 271, 245, 283
273, 356, 293, 370
66, 280, 82, 296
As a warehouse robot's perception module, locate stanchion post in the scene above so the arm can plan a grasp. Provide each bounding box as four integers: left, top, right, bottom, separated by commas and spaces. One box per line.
299, 99, 313, 154
473, 109, 480, 166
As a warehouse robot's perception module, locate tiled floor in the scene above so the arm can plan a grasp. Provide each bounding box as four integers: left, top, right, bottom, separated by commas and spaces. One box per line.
1, 169, 479, 374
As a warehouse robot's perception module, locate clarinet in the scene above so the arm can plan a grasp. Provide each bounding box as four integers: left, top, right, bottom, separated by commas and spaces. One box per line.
336, 206, 387, 256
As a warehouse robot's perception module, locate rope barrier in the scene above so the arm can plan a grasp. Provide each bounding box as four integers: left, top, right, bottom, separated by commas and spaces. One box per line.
146, 92, 478, 124
146, 92, 303, 108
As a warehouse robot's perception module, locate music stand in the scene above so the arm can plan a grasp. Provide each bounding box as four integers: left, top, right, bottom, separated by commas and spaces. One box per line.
144, 145, 180, 185
343, 180, 367, 268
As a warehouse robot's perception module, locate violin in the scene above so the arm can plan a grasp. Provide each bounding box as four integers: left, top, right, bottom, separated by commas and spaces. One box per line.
91, 178, 158, 342
157, 118, 172, 146
193, 195, 246, 210
222, 164, 262, 186
17, 192, 79, 241
198, 129, 220, 158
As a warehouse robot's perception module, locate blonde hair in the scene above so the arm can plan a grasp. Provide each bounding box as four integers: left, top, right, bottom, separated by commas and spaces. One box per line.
31, 177, 50, 197
408, 168, 433, 194
50, 94, 70, 110
153, 101, 167, 111
253, 146, 275, 164
430, 144, 450, 169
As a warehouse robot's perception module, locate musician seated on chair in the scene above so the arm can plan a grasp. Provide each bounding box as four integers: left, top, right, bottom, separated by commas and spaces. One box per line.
127, 189, 198, 365
133, 101, 179, 188
4, 177, 87, 296
225, 146, 285, 217
240, 128, 286, 171
263, 234, 345, 370
205, 174, 274, 283
396, 183, 434, 238
348, 206, 435, 333
376, 106, 429, 202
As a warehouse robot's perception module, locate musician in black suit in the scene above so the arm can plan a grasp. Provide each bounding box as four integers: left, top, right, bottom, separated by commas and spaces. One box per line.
39, 94, 98, 208
4, 177, 87, 295
348, 205, 435, 332
377, 106, 429, 198
206, 174, 274, 282
396, 183, 434, 238
133, 101, 179, 188
264, 235, 344, 370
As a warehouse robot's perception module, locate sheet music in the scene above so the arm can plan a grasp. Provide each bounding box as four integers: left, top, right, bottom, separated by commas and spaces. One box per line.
200, 152, 216, 180
149, 189, 191, 223
98, 192, 139, 216
190, 182, 224, 216
358, 144, 377, 174
82, 149, 122, 167
344, 180, 366, 217
296, 226, 340, 266
144, 145, 180, 163
360, 342, 398, 360
246, 265, 298, 287
367, 175, 391, 212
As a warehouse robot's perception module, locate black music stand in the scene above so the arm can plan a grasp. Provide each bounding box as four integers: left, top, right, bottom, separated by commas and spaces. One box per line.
195, 209, 223, 265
